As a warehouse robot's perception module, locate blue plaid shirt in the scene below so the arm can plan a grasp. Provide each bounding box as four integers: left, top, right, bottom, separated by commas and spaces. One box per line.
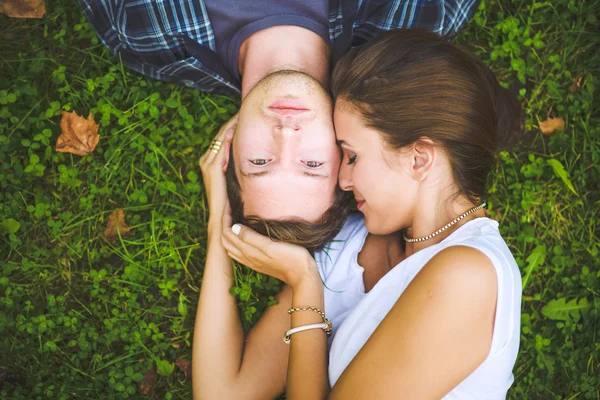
78, 0, 480, 95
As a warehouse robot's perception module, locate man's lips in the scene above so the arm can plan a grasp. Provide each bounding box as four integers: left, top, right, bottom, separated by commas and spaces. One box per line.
268, 100, 310, 115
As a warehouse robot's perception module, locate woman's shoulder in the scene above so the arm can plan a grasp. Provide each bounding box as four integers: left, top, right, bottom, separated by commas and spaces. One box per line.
441, 218, 520, 276
421, 245, 499, 305
424, 220, 522, 359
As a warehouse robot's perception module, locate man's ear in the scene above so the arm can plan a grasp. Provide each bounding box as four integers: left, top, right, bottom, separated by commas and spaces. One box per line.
222, 126, 236, 172
411, 137, 436, 181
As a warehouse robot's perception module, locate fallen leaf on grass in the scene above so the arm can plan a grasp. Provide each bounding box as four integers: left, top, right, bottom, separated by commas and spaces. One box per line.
539, 117, 565, 136
55, 111, 99, 156
103, 209, 132, 243
0, 0, 45, 18
175, 359, 191, 378
570, 73, 584, 94
137, 368, 157, 396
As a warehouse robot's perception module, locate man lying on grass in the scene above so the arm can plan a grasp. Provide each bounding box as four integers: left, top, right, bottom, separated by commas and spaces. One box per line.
79, 0, 480, 250
195, 28, 522, 399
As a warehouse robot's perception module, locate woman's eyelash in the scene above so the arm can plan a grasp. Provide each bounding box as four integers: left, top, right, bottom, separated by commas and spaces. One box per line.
304, 161, 324, 168
347, 155, 357, 165
250, 159, 270, 166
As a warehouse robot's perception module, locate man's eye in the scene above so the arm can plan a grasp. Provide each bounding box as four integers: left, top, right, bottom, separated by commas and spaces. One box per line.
250, 159, 270, 166
304, 161, 324, 168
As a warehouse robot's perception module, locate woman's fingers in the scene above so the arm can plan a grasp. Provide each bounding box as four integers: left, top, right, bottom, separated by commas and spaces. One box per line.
223, 225, 270, 261
222, 201, 233, 228
203, 128, 229, 164
222, 127, 235, 172
227, 251, 244, 266
229, 224, 275, 257
202, 113, 238, 164
222, 233, 266, 275
222, 234, 244, 261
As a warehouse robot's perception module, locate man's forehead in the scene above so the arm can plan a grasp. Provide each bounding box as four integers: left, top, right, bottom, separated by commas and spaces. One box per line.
240, 171, 334, 194
240, 175, 335, 221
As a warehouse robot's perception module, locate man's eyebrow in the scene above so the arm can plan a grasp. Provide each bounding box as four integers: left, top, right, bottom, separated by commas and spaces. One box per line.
240, 170, 329, 179
303, 172, 330, 179
240, 170, 271, 178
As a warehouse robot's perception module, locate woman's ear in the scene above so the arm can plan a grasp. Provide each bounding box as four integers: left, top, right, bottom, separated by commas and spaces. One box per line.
411, 137, 436, 181
222, 126, 236, 172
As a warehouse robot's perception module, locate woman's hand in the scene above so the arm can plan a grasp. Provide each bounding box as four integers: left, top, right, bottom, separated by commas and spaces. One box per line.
199, 114, 238, 226
221, 205, 320, 289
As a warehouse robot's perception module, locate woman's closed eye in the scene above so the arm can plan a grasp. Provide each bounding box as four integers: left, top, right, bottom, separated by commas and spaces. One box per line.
346, 155, 357, 165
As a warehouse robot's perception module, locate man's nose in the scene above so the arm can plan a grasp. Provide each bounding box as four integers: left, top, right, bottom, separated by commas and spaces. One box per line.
276, 117, 301, 134
278, 125, 300, 135
338, 163, 353, 191
272, 122, 300, 161
273, 121, 300, 145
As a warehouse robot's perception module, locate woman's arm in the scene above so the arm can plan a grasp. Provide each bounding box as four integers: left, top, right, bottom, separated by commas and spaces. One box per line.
329, 245, 498, 399
192, 117, 293, 400
192, 231, 293, 399
222, 224, 332, 399
222, 224, 498, 399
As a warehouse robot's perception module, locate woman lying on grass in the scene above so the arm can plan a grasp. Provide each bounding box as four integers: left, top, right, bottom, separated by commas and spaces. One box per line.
194, 29, 522, 399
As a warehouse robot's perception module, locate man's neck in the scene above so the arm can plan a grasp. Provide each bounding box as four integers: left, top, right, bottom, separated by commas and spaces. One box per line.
238, 25, 331, 98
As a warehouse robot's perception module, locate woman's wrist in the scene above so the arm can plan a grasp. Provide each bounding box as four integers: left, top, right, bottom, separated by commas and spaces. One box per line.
208, 212, 224, 228
207, 218, 224, 242
289, 259, 322, 293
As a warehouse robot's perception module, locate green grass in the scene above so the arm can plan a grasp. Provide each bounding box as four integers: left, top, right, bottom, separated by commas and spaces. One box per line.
0, 0, 598, 398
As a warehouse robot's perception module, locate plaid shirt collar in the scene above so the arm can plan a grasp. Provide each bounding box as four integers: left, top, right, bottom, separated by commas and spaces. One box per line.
79, 0, 480, 95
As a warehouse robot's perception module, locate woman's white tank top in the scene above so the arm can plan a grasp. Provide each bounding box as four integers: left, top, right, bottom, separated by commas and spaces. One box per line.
314, 214, 522, 399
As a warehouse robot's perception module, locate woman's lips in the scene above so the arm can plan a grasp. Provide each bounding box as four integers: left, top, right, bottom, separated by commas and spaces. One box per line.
268, 100, 310, 115
356, 200, 366, 210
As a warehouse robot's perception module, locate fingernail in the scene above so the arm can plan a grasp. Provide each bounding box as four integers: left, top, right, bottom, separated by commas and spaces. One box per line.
232, 224, 241, 235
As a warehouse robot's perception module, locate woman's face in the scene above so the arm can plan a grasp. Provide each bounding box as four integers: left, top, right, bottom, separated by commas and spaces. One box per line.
334, 101, 419, 235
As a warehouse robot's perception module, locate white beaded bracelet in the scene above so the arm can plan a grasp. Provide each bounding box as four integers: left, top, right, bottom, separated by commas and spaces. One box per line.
283, 323, 331, 344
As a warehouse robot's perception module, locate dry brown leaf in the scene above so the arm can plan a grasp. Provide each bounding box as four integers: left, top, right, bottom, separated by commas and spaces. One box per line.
175, 359, 191, 378
55, 111, 99, 156
539, 117, 565, 136
0, 0, 45, 18
103, 209, 132, 243
137, 368, 157, 396
570, 73, 584, 94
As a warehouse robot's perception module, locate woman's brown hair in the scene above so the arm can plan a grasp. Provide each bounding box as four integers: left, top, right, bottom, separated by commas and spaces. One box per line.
331, 29, 520, 203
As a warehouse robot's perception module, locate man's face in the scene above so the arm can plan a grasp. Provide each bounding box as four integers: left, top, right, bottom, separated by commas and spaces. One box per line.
233, 71, 341, 222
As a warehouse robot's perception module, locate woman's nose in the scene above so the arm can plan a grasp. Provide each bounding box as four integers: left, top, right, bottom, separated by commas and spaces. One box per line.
338, 163, 353, 191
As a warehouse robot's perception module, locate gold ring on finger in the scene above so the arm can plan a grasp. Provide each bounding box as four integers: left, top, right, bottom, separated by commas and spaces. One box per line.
211, 140, 223, 146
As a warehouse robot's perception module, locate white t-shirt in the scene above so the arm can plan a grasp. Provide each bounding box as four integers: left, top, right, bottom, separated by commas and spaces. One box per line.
314, 213, 522, 399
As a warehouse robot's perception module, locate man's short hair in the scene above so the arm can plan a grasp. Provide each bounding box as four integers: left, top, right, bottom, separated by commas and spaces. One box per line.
226, 145, 351, 254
